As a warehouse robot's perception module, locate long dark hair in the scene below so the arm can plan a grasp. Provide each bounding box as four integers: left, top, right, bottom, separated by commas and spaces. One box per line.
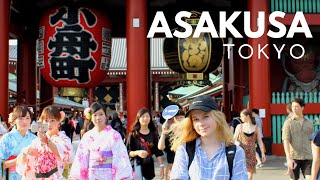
130, 107, 156, 137
90, 102, 107, 115
240, 109, 256, 125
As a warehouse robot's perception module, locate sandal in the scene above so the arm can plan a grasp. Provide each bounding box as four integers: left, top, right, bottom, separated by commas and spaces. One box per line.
256, 163, 263, 168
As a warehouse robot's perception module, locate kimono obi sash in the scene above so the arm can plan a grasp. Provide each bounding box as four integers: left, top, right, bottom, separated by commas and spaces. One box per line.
89, 150, 113, 169
7, 156, 17, 172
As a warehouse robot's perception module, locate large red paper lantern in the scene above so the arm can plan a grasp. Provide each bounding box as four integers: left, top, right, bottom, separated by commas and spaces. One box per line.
37, 6, 111, 87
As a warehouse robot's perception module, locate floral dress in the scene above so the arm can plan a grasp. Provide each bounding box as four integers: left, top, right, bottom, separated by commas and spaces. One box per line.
69, 125, 132, 180
238, 125, 258, 173
16, 131, 75, 180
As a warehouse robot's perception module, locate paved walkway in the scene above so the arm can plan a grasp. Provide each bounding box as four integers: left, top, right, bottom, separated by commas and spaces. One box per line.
151, 156, 289, 180
72, 135, 291, 180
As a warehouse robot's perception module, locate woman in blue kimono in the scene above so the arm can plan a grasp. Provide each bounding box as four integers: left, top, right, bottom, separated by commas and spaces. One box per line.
0, 106, 37, 180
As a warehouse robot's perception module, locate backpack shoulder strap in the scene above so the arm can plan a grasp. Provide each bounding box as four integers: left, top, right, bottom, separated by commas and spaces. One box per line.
225, 144, 237, 180
186, 139, 196, 170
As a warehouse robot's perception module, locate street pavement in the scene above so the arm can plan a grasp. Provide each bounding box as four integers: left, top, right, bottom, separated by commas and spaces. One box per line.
152, 156, 289, 180
72, 135, 290, 180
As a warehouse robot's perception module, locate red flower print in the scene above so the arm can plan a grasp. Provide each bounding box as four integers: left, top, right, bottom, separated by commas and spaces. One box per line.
113, 132, 120, 142
80, 168, 89, 178
106, 125, 112, 131
112, 166, 118, 178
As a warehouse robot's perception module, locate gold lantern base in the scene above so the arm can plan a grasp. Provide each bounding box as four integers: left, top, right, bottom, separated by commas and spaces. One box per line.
179, 73, 211, 87
60, 87, 84, 97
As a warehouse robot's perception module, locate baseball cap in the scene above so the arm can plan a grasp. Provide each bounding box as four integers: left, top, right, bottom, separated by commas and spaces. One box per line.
185, 95, 219, 117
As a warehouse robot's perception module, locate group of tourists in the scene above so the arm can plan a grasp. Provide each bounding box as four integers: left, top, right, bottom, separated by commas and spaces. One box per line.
0, 95, 319, 179
0, 105, 74, 180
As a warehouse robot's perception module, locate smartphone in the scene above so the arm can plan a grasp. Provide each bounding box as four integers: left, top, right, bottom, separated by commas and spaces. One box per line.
30, 121, 49, 133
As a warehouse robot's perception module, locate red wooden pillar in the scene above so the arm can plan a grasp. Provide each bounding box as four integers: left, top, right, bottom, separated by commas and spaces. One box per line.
0, 0, 9, 122
248, 0, 271, 137
222, 55, 231, 121
126, 0, 149, 132
89, 88, 95, 105
233, 41, 248, 113
40, 75, 53, 112
17, 30, 37, 115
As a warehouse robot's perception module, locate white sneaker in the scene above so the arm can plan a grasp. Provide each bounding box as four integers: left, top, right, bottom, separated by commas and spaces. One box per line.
256, 163, 263, 168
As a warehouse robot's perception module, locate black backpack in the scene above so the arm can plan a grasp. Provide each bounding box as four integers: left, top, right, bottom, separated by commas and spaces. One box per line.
186, 140, 236, 180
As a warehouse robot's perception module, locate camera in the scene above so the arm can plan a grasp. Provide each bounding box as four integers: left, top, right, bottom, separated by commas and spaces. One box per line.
30, 121, 49, 133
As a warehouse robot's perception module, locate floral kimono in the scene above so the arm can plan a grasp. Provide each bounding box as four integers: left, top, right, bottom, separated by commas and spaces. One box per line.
70, 125, 132, 180
16, 131, 74, 180
0, 128, 37, 180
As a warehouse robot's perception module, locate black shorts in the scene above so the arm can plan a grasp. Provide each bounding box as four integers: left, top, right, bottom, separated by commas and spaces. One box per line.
290, 159, 312, 180
256, 144, 261, 157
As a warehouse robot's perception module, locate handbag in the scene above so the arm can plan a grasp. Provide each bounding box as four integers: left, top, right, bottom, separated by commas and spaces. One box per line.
1, 159, 9, 180
134, 158, 142, 180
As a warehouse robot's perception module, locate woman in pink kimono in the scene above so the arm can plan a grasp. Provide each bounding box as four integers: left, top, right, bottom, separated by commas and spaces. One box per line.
69, 102, 132, 180
16, 106, 75, 179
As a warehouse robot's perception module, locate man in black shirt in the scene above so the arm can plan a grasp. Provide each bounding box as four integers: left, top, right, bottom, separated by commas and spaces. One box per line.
111, 112, 125, 139
230, 111, 242, 133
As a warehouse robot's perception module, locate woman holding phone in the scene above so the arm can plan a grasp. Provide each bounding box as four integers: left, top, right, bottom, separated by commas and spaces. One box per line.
16, 105, 74, 179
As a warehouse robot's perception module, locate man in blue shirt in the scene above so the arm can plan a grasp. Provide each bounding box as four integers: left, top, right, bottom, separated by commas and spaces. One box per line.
252, 108, 264, 168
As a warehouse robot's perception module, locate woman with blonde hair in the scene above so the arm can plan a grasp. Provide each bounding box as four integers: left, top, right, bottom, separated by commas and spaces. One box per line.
158, 109, 185, 180
170, 95, 248, 180
234, 109, 266, 180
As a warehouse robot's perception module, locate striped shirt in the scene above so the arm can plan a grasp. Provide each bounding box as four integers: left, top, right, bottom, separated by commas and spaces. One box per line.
170, 138, 248, 180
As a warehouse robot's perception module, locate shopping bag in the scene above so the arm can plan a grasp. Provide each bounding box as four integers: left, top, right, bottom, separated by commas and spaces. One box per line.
134, 158, 142, 180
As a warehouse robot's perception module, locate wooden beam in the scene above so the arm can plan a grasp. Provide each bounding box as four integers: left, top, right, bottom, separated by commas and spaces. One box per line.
270, 103, 320, 114
9, 23, 22, 39
100, 76, 179, 85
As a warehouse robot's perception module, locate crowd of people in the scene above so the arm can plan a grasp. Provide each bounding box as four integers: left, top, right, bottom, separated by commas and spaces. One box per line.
0, 95, 319, 179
